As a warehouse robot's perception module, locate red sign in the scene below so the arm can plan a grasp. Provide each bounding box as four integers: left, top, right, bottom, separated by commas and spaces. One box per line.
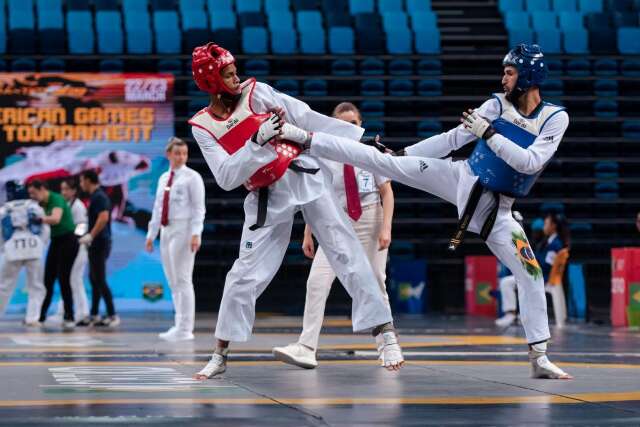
465, 256, 497, 317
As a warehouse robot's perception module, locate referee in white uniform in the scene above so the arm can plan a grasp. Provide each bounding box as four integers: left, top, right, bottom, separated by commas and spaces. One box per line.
146, 138, 206, 341
273, 102, 395, 368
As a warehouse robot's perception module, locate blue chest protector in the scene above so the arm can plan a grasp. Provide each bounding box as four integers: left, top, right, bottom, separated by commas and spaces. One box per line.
468, 94, 565, 198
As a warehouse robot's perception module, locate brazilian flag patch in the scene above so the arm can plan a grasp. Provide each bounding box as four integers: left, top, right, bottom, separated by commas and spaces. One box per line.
475, 282, 493, 305
511, 231, 542, 280
143, 283, 164, 302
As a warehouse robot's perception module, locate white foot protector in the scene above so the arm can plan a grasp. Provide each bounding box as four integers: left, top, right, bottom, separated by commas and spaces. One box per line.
194, 352, 227, 380
378, 331, 404, 371
375, 333, 384, 366
530, 352, 572, 379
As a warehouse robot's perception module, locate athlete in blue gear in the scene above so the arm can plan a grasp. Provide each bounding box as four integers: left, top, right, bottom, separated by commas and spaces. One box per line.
286, 43, 572, 379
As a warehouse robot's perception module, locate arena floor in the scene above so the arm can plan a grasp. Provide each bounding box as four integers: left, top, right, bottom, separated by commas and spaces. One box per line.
0, 313, 639, 426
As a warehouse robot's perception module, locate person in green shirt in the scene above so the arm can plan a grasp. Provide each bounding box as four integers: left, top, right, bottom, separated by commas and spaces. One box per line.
27, 180, 79, 330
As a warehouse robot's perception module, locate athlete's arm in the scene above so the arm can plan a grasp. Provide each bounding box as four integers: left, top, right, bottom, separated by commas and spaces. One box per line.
252, 82, 365, 141
192, 126, 277, 191
405, 98, 501, 158
485, 111, 568, 174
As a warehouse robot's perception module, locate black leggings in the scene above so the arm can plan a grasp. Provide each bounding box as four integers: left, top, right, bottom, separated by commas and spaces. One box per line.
89, 239, 115, 317
40, 233, 79, 322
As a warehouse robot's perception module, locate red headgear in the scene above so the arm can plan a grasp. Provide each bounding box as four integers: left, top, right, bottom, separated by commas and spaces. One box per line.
192, 43, 238, 95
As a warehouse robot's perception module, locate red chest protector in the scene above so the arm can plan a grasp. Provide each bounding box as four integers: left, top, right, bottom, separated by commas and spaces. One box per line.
188, 78, 301, 191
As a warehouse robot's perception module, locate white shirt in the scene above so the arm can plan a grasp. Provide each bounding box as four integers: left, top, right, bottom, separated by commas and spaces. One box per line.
324, 159, 389, 209
405, 96, 569, 175
69, 198, 88, 226
191, 82, 365, 227
146, 165, 206, 240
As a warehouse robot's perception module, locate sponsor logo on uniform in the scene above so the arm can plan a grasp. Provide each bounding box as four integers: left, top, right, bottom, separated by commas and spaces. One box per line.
419, 160, 429, 173
226, 117, 239, 130
544, 135, 554, 142
245, 241, 253, 249
513, 118, 528, 129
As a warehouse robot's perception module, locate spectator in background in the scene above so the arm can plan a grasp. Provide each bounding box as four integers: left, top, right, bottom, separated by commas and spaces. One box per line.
54, 179, 90, 324
27, 180, 78, 330
538, 213, 570, 284
78, 170, 119, 327
146, 137, 206, 342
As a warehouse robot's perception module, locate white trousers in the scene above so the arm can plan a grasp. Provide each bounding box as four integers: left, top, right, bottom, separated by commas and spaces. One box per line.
0, 258, 46, 323
311, 133, 550, 344
299, 203, 390, 349
56, 246, 89, 321
161, 220, 196, 333
499, 275, 518, 313
215, 190, 393, 342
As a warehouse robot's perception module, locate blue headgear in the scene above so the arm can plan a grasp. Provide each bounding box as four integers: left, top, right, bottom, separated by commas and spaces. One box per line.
502, 44, 547, 92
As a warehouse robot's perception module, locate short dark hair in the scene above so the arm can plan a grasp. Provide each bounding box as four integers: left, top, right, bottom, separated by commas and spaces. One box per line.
27, 179, 47, 190
61, 177, 79, 191
80, 170, 100, 184
332, 102, 362, 122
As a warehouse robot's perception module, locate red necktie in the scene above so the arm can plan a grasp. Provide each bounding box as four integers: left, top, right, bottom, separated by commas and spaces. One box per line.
343, 164, 362, 221
160, 170, 175, 227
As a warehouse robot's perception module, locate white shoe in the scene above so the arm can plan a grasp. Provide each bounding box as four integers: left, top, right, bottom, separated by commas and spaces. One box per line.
23, 320, 43, 329
159, 328, 194, 342
62, 320, 76, 332
158, 327, 178, 340
281, 123, 310, 145
378, 331, 404, 371
194, 352, 227, 379
272, 343, 318, 369
495, 312, 517, 328
530, 351, 573, 379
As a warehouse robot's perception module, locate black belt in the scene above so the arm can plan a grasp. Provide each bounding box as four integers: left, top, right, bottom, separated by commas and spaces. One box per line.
448, 180, 500, 251
249, 162, 320, 231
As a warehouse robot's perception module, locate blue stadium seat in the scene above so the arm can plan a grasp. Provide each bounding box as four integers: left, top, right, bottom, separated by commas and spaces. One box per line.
361, 79, 385, 96
100, 59, 124, 72
566, 58, 590, 75
540, 79, 564, 96
242, 27, 268, 53
329, 27, 354, 54
504, 11, 530, 29
11, 58, 36, 71
182, 10, 207, 30
123, 0, 149, 11
508, 29, 534, 46
590, 28, 616, 53
360, 58, 384, 75
622, 121, 640, 139
406, 0, 431, 13
389, 79, 414, 96
211, 11, 237, 30
265, 0, 291, 13
331, 59, 356, 75
621, 59, 640, 76
349, 0, 374, 14
410, 10, 437, 29
389, 59, 413, 75
96, 11, 124, 54
153, 11, 181, 53
95, 0, 120, 9
244, 59, 270, 75
417, 120, 442, 137
499, 0, 524, 13
326, 12, 351, 26
237, 0, 262, 13
274, 79, 299, 96
239, 12, 266, 27
417, 58, 441, 75
532, 11, 557, 30
563, 28, 588, 53
157, 58, 182, 74
179, 0, 205, 12
536, 29, 562, 53
271, 28, 298, 53
415, 29, 440, 53
382, 11, 409, 31
360, 100, 385, 116
593, 79, 618, 96
379, 0, 403, 12
268, 10, 294, 29
578, 0, 603, 12
552, 0, 577, 10
545, 58, 563, 75
41, 58, 65, 72
67, 11, 95, 53
303, 79, 327, 96
417, 79, 442, 96
558, 11, 583, 29
355, 13, 385, 53
526, 0, 550, 10
152, 0, 175, 9
387, 28, 413, 54
618, 28, 640, 54
125, 11, 153, 53
0, 8, 5, 54
300, 30, 326, 53
8, 0, 34, 30
363, 120, 385, 137
297, 10, 323, 28
39, 28, 65, 54
593, 99, 618, 117
593, 58, 617, 75
207, 0, 233, 11
37, 0, 63, 29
